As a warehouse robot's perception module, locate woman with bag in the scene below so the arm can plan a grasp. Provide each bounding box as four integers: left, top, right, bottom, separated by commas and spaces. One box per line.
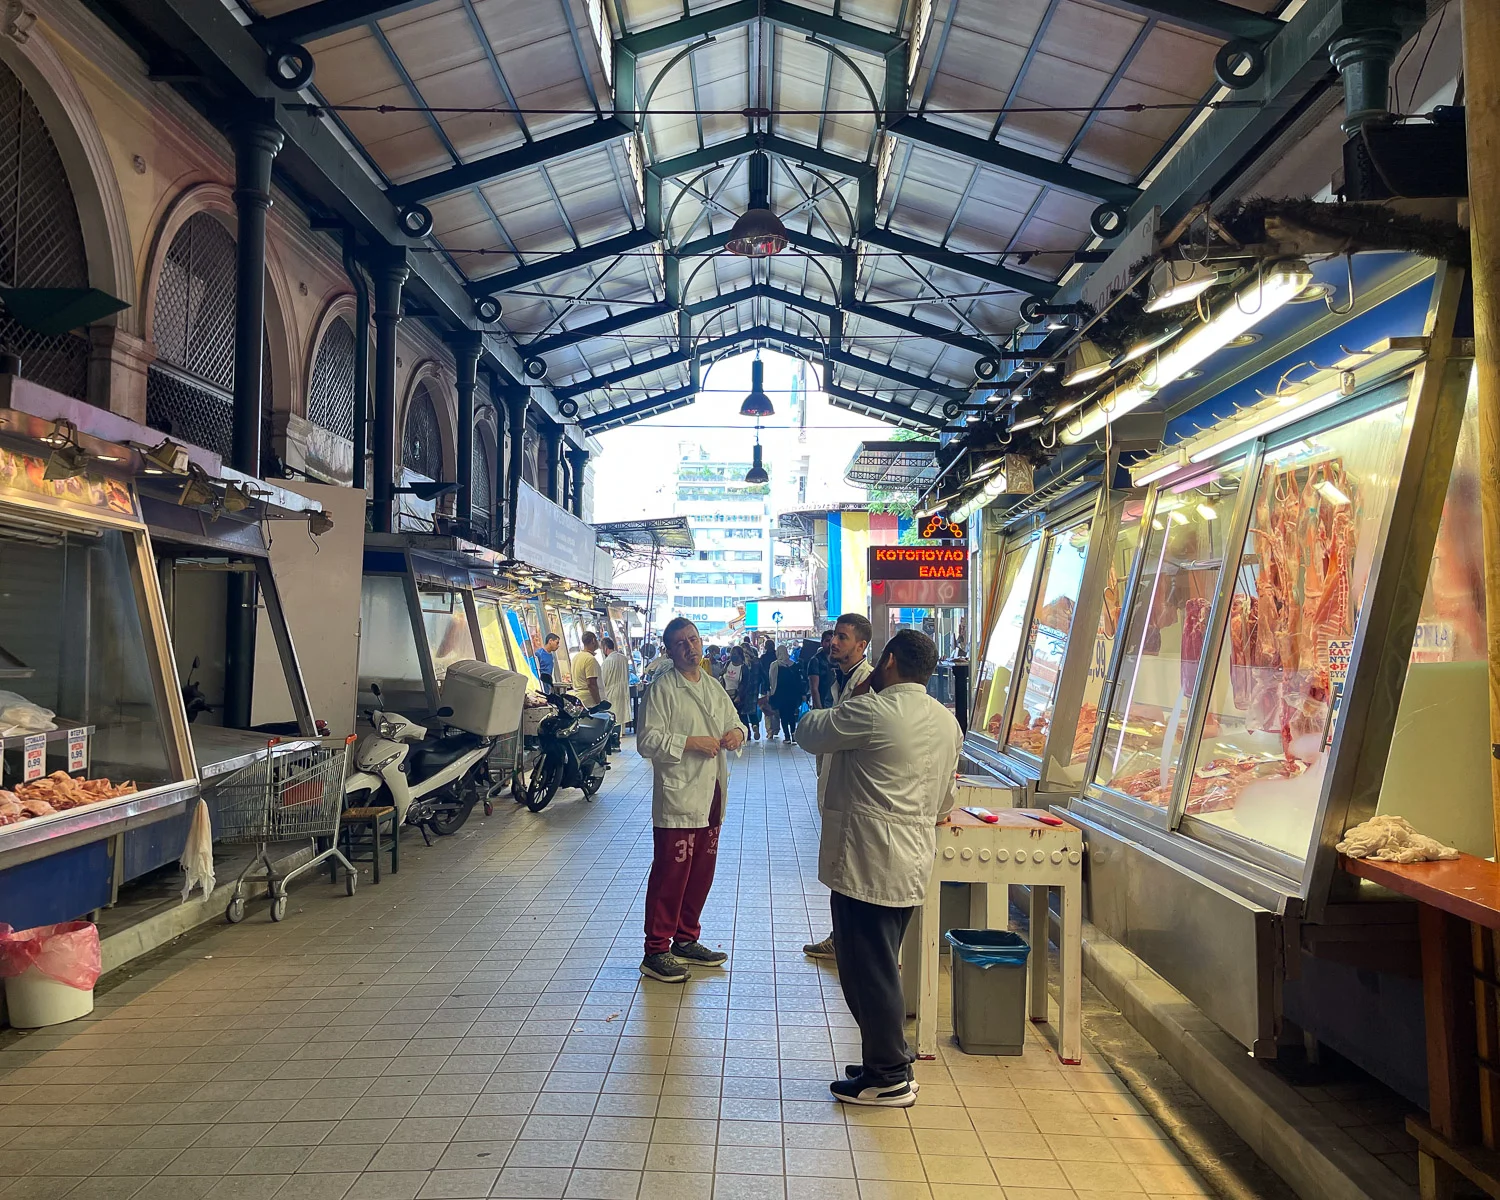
769, 643, 806, 741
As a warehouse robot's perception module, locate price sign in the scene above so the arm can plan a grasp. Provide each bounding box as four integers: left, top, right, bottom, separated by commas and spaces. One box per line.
1327, 638, 1354, 686
23, 734, 45, 782
67, 728, 88, 774
1411, 621, 1455, 663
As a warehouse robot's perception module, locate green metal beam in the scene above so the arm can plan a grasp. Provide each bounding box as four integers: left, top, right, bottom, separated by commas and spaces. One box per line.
616, 0, 898, 59
1095, 0, 1423, 239
887, 115, 1139, 205
466, 228, 656, 297
554, 347, 692, 400
861, 227, 1055, 298
825, 383, 944, 430
1092, 0, 1281, 41
249, 0, 433, 45
831, 348, 967, 402
581, 385, 697, 432
648, 133, 875, 187
845, 301, 995, 357
527, 301, 675, 355
388, 118, 629, 206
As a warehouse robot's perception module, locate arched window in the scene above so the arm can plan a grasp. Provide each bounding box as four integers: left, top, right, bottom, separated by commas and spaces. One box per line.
402, 381, 442, 480
0, 60, 90, 400
472, 430, 494, 540
307, 317, 356, 439
146, 212, 272, 462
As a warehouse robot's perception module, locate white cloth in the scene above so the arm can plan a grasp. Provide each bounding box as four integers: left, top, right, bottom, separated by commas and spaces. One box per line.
636, 666, 747, 828
796, 682, 961, 907
600, 651, 631, 721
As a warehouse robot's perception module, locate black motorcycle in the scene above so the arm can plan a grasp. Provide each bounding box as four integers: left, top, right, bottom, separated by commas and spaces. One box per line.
513, 691, 615, 812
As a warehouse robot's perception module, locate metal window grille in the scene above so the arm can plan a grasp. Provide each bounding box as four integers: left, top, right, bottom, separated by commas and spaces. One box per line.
471, 435, 493, 539
0, 61, 89, 399
307, 317, 356, 439
146, 335, 270, 464
403, 381, 441, 479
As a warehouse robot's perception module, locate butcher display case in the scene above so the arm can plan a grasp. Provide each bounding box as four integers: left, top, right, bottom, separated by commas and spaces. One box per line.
0, 411, 196, 928
963, 259, 1479, 1084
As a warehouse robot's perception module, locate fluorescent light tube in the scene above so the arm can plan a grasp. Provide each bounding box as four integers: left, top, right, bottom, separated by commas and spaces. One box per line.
1188, 387, 1344, 463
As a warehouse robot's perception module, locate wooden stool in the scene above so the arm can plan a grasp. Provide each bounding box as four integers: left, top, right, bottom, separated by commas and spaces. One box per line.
337, 805, 398, 882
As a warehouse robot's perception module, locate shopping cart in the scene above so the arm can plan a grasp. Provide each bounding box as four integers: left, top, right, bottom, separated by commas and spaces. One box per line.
483, 729, 520, 817
215, 735, 358, 923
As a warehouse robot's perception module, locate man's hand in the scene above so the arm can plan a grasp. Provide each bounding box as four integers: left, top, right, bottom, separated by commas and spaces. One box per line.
685, 735, 722, 757
720, 728, 745, 752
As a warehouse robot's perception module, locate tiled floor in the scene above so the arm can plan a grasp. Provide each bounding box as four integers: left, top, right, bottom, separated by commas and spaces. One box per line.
0, 738, 1213, 1200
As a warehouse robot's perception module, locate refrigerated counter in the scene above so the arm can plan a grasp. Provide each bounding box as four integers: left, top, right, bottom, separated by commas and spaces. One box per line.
963, 257, 1479, 1097
0, 406, 198, 929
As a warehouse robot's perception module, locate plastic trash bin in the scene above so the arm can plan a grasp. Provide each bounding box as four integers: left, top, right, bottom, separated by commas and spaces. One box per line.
0, 921, 101, 1028
945, 929, 1030, 1055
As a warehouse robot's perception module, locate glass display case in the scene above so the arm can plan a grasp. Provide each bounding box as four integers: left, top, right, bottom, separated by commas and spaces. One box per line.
1005, 515, 1093, 760
973, 537, 1040, 741
419, 586, 478, 681
0, 433, 195, 924
1090, 460, 1251, 810
1176, 399, 1407, 864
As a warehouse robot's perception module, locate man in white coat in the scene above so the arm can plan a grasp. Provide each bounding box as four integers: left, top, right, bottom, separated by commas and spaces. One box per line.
599, 635, 631, 744
801, 612, 874, 961
796, 629, 961, 1107
635, 616, 747, 982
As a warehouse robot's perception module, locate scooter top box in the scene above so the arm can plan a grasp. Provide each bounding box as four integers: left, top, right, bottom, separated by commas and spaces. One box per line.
440, 659, 527, 736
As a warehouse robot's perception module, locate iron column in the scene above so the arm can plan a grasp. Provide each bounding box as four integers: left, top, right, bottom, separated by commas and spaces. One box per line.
449, 330, 483, 533
369, 250, 409, 534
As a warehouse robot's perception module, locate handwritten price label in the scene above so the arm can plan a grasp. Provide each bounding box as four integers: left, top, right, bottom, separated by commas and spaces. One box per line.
23, 734, 45, 782
67, 728, 87, 773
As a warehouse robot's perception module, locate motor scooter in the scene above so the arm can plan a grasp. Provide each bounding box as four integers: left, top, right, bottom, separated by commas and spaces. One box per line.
513, 691, 615, 812
344, 684, 493, 840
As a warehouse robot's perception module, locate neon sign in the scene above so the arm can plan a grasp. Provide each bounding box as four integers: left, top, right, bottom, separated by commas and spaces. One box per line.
868, 546, 969, 581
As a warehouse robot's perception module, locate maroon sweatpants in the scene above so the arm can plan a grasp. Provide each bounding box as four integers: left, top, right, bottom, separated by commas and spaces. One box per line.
644, 784, 723, 956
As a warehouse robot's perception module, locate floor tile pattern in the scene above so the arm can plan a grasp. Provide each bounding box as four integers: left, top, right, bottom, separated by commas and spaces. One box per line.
0, 738, 1212, 1199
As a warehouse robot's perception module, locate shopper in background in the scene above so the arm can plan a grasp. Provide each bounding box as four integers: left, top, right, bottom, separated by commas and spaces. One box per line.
757, 640, 777, 731
572, 632, 602, 707
636, 617, 746, 983
795, 629, 961, 1107
723, 645, 762, 742
600, 636, 631, 743
808, 630, 836, 708
537, 632, 560, 692
769, 643, 806, 741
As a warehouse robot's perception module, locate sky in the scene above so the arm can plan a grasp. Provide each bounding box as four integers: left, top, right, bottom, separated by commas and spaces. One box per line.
590, 349, 893, 524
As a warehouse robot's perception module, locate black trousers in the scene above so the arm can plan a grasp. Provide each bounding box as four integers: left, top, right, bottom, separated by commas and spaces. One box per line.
830, 890, 916, 1088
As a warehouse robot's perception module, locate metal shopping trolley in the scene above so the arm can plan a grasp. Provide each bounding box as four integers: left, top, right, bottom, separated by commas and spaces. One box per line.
215, 735, 359, 923
482, 729, 521, 816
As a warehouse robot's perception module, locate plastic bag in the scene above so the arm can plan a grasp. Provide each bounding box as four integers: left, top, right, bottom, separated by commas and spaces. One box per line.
944, 929, 1031, 970
179, 798, 215, 902
0, 690, 56, 737
1336, 815, 1460, 864
0, 921, 102, 989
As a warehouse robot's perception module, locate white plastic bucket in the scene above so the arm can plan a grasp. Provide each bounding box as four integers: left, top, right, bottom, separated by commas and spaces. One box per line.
3, 964, 94, 1027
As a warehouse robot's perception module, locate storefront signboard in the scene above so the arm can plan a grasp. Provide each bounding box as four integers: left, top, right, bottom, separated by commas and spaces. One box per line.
868, 545, 969, 581
513, 479, 597, 582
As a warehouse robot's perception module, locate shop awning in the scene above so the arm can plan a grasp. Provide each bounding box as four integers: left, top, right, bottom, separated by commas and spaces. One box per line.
594, 516, 695, 557
845, 441, 940, 493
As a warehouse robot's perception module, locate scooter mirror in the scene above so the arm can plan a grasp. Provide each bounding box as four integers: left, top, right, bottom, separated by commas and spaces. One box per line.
370, 682, 383, 699
436, 706, 454, 718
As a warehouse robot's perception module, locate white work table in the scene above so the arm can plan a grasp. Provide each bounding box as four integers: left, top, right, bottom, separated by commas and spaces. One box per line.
901, 798, 1085, 1065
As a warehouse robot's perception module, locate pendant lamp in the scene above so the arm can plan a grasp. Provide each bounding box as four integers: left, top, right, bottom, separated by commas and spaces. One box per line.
726, 153, 788, 258
744, 441, 769, 484
740, 357, 774, 417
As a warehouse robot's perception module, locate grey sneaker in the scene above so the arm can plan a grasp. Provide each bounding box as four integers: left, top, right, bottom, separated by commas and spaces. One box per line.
672, 940, 728, 966
640, 953, 690, 983
803, 935, 836, 959
846, 1065, 918, 1093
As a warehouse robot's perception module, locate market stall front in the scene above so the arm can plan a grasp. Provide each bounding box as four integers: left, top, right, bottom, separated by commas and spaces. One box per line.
961, 253, 1477, 1092
0, 406, 197, 929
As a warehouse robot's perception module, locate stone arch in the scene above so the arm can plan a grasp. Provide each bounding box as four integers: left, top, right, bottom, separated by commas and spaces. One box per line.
0, 18, 134, 325
303, 292, 358, 425
399, 359, 456, 481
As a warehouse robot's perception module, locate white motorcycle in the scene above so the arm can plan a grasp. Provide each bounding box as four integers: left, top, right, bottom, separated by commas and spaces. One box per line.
344, 684, 494, 840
